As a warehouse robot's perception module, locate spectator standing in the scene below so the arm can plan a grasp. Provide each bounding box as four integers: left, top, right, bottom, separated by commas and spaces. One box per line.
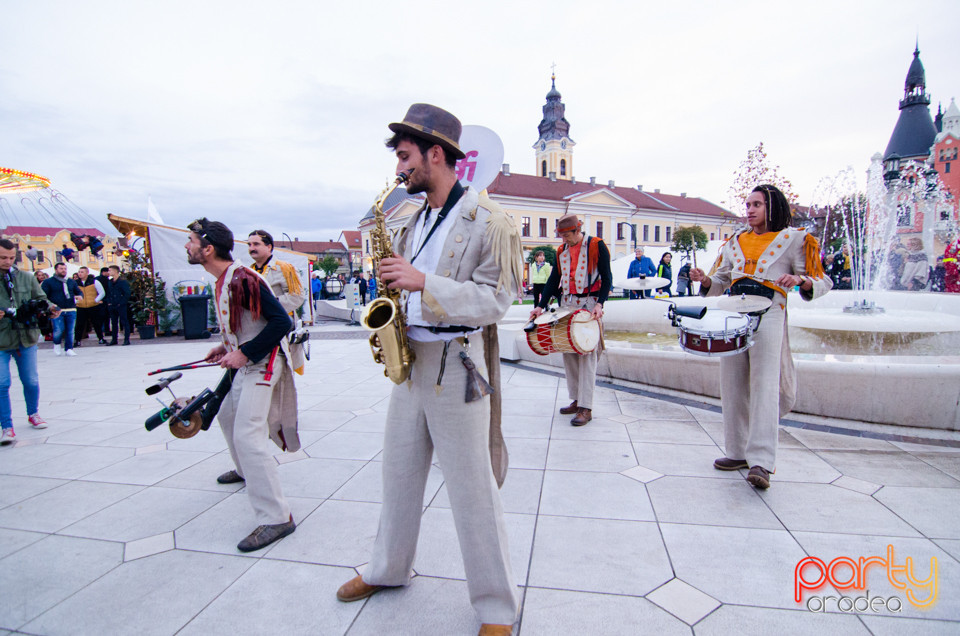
656, 253, 673, 296
106, 266, 131, 346
931, 256, 946, 292
366, 271, 377, 302
529, 250, 552, 307
310, 272, 322, 309
0, 238, 59, 444
96, 267, 112, 339
352, 271, 368, 306
944, 235, 960, 293
41, 262, 81, 356
74, 266, 106, 346
626, 246, 656, 298
676, 262, 692, 296
900, 238, 930, 291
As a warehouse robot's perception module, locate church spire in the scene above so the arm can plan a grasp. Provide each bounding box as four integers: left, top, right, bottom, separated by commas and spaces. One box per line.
533, 71, 575, 180
883, 44, 937, 165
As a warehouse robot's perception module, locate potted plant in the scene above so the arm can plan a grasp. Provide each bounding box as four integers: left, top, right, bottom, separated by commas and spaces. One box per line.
130, 273, 169, 340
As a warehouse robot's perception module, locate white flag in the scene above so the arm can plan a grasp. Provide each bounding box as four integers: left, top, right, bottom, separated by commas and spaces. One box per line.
146, 197, 164, 225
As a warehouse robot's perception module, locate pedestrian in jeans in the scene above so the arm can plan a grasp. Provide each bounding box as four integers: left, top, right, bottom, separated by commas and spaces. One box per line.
0, 239, 60, 445
41, 262, 81, 356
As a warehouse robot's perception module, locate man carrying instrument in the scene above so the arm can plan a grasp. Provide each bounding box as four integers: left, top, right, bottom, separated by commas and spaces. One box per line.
336, 104, 522, 636
248, 229, 308, 373
529, 214, 611, 426
689, 184, 831, 490
185, 218, 300, 552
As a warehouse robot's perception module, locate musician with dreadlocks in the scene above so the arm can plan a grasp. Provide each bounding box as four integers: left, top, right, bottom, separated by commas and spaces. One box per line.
185, 218, 300, 552
689, 184, 831, 490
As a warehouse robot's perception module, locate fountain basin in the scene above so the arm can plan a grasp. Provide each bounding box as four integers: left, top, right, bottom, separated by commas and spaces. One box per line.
501, 291, 960, 430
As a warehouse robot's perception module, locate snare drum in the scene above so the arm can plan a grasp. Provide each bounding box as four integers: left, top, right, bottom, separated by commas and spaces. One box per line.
677, 310, 754, 357
527, 309, 601, 356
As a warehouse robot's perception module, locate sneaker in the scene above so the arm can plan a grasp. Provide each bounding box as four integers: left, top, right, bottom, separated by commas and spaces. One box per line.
237, 515, 296, 552
65, 349, 77, 357
53, 344, 63, 356
28, 414, 48, 430
217, 470, 245, 484
98, 339, 106, 345
0, 428, 15, 445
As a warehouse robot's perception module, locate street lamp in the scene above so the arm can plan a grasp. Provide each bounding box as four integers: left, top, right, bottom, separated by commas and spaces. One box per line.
281, 232, 294, 250
617, 222, 637, 251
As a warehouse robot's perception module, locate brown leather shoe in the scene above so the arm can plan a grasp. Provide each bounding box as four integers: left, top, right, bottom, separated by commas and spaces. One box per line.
559, 400, 579, 415
571, 407, 592, 426
747, 465, 771, 489
713, 457, 748, 471
478, 624, 513, 636
337, 575, 385, 602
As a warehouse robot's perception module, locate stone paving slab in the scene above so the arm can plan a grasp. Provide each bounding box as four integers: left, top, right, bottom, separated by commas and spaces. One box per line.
0, 336, 958, 634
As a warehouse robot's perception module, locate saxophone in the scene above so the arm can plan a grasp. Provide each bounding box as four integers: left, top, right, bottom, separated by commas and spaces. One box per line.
361, 171, 416, 384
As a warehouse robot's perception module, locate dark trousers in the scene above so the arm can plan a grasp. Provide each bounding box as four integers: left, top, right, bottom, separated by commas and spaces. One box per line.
532, 284, 546, 307
109, 305, 131, 344
75, 306, 104, 342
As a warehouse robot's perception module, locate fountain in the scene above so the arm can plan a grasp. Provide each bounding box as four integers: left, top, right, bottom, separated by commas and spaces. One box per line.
499, 159, 960, 430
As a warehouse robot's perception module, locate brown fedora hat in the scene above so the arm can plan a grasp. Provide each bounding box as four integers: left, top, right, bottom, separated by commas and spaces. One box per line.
556, 213, 582, 235
389, 103, 466, 159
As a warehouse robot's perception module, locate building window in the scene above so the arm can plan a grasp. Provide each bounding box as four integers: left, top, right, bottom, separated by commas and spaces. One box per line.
542, 160, 547, 177
724, 233, 729, 239
947, 162, 951, 173
617, 224, 625, 240
665, 227, 671, 242
654, 226, 660, 242
365, 239, 370, 253
710, 233, 715, 240
643, 225, 649, 242
522, 216, 531, 237
596, 221, 603, 239
539, 218, 547, 237
560, 159, 566, 176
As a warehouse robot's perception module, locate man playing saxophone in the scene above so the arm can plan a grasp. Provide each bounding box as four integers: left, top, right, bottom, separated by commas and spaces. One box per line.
337, 104, 523, 636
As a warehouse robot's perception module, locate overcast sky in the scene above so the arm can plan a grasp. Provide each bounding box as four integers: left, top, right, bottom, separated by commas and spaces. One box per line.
2, 0, 958, 240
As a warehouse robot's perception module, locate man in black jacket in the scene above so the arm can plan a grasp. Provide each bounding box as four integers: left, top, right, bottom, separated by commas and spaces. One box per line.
40, 262, 81, 356
106, 266, 131, 346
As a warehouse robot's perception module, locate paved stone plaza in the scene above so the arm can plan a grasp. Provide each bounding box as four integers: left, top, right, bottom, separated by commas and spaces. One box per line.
1, 328, 959, 635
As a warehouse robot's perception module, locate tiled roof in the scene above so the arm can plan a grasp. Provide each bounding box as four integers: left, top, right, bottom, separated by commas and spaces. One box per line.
1, 226, 105, 238
486, 172, 732, 218
339, 231, 362, 248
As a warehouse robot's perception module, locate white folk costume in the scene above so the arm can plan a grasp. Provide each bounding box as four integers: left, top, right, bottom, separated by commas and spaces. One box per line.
214, 261, 299, 525
362, 185, 523, 626
539, 234, 612, 410
253, 256, 308, 373
701, 227, 831, 472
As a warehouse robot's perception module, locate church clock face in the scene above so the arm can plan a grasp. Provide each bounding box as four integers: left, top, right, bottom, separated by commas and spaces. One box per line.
540, 142, 546, 151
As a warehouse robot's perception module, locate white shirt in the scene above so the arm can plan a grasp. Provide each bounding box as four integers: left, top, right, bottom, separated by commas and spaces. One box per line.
405, 197, 477, 343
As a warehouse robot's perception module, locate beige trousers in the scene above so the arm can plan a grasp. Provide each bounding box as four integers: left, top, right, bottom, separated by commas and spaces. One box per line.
719, 305, 785, 472
560, 295, 600, 410
218, 359, 291, 525
364, 337, 518, 625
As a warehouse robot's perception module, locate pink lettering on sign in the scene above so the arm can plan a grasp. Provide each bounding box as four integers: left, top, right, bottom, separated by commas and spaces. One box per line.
456, 150, 479, 182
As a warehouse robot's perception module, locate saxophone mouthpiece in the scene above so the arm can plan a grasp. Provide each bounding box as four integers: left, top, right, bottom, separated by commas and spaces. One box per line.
396, 169, 413, 184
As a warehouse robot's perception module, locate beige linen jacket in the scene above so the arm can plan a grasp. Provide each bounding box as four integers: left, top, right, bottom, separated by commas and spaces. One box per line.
394, 186, 522, 486
702, 227, 832, 415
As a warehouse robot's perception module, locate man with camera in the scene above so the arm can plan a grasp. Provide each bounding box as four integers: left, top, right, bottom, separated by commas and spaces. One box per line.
0, 239, 60, 445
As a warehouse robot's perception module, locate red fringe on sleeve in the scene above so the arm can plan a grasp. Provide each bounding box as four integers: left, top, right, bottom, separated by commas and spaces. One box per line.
803, 233, 826, 278
228, 267, 262, 333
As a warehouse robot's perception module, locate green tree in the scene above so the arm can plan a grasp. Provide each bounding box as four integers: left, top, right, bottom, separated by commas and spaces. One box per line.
672, 225, 709, 268
318, 255, 340, 276
525, 245, 557, 267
